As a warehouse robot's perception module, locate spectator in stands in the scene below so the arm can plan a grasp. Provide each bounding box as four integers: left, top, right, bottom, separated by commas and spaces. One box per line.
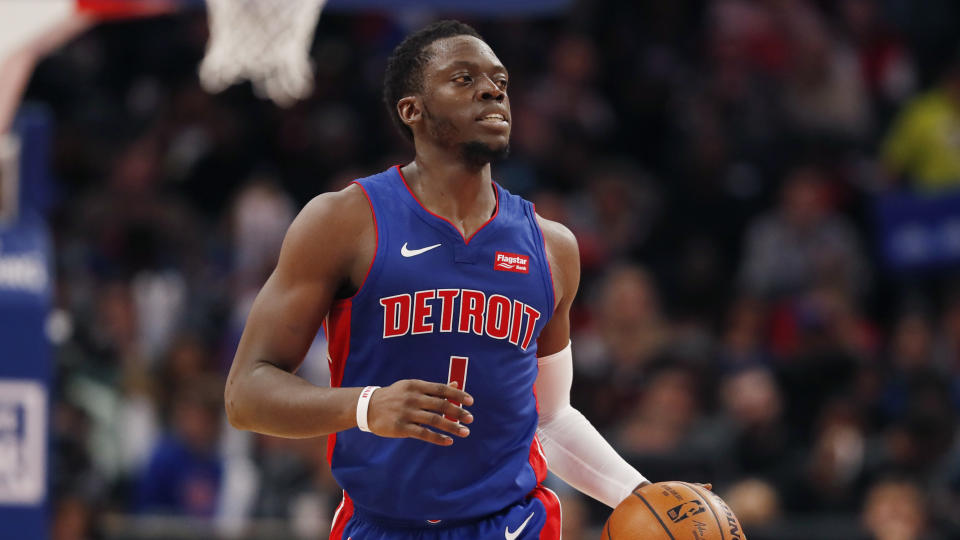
838, 0, 916, 115
612, 364, 701, 456
933, 292, 960, 375
766, 284, 879, 361
718, 296, 772, 369
563, 161, 663, 272
717, 367, 794, 487
723, 478, 781, 530
780, 4, 872, 141
882, 52, 960, 191
739, 165, 869, 300
135, 379, 223, 518
801, 400, 869, 513
572, 264, 672, 429
861, 478, 936, 540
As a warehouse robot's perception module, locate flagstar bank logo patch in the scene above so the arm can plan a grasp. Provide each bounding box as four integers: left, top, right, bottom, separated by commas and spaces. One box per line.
494, 252, 529, 273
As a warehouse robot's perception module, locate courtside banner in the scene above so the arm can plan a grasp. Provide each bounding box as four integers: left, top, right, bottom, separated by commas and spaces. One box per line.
0, 218, 52, 540
875, 189, 960, 272
0, 107, 53, 540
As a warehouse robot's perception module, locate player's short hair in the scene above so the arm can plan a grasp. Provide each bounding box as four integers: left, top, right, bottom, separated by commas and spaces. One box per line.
383, 20, 483, 142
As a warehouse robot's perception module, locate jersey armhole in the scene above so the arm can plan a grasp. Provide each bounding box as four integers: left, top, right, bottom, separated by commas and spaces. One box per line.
338, 180, 380, 302
531, 203, 557, 316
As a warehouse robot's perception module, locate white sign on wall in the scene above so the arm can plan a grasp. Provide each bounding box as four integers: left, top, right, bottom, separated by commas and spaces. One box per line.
0, 380, 46, 505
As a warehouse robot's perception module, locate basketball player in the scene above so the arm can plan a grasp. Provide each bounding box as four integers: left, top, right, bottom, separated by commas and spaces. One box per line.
226, 21, 656, 539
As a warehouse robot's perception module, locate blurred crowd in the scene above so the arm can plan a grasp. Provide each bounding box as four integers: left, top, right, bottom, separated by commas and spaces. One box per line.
23, 0, 960, 539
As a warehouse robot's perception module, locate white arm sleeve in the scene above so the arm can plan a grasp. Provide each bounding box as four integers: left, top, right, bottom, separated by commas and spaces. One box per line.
535, 341, 648, 508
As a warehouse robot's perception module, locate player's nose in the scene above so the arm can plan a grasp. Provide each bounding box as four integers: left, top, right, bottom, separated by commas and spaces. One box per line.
477, 76, 505, 102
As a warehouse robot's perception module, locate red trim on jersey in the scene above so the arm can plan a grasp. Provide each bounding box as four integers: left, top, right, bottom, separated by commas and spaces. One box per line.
530, 485, 562, 540
326, 302, 351, 387
324, 182, 374, 465
528, 433, 548, 484
529, 361, 561, 539
395, 165, 499, 245
325, 300, 352, 465
531, 203, 557, 310
532, 373, 541, 414
347, 181, 378, 299
528, 385, 549, 483
329, 491, 355, 540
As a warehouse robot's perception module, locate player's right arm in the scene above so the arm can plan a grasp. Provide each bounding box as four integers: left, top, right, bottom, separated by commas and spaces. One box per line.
225, 184, 473, 444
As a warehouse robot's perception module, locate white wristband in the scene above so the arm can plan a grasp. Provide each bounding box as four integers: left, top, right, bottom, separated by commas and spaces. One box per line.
356, 386, 380, 433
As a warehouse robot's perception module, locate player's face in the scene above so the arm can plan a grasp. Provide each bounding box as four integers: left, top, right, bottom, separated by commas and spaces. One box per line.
419, 36, 511, 161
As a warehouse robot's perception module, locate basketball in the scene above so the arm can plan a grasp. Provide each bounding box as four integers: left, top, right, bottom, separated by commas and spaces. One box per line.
602, 482, 746, 540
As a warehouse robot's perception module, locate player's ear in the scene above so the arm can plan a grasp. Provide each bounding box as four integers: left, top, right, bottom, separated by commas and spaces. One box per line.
397, 96, 422, 128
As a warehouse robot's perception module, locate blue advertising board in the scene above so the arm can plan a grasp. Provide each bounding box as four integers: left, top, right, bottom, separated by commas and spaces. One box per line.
875, 189, 960, 272
0, 106, 54, 540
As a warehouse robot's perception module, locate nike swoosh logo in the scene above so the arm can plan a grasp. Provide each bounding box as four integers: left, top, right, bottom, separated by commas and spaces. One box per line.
505, 511, 535, 540
401, 242, 442, 257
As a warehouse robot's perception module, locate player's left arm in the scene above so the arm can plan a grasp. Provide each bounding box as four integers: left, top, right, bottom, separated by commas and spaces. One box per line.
534, 215, 650, 508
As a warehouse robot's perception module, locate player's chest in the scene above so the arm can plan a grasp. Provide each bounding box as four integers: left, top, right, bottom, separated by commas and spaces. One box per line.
371, 231, 549, 351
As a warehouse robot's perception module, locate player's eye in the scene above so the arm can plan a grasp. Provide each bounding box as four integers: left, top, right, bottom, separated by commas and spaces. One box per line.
496, 79, 508, 90
453, 75, 472, 84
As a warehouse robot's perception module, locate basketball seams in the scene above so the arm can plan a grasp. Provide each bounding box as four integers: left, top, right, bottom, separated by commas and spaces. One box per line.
631, 491, 677, 540
604, 519, 612, 540
682, 482, 726, 540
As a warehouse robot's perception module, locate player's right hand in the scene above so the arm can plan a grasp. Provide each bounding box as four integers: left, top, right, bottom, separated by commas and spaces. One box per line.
366, 380, 474, 446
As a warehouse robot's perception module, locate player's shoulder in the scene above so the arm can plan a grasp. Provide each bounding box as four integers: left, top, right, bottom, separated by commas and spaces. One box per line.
300, 182, 369, 221
535, 213, 579, 303
535, 214, 578, 263
298, 166, 397, 223
284, 183, 372, 253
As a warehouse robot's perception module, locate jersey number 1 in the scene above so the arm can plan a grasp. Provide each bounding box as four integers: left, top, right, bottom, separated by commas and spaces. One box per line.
445, 356, 468, 422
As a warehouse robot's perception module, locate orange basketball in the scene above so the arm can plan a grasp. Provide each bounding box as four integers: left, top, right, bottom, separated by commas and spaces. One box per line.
602, 482, 747, 540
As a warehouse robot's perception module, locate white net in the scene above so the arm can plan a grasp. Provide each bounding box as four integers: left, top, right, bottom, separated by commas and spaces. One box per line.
199, 0, 326, 107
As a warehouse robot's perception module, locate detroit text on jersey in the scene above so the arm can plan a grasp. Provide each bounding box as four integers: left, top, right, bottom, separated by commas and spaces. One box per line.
379, 289, 541, 349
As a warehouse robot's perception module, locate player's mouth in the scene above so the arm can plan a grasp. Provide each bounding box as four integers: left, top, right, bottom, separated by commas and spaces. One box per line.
476, 113, 509, 127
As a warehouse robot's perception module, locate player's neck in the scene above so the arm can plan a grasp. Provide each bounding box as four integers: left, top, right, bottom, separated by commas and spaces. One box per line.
401, 154, 496, 237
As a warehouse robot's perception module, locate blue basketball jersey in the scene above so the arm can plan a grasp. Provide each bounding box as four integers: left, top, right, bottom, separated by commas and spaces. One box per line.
325, 165, 555, 524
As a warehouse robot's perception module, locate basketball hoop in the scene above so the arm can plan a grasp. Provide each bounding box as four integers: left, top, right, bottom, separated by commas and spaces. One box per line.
199, 0, 327, 107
